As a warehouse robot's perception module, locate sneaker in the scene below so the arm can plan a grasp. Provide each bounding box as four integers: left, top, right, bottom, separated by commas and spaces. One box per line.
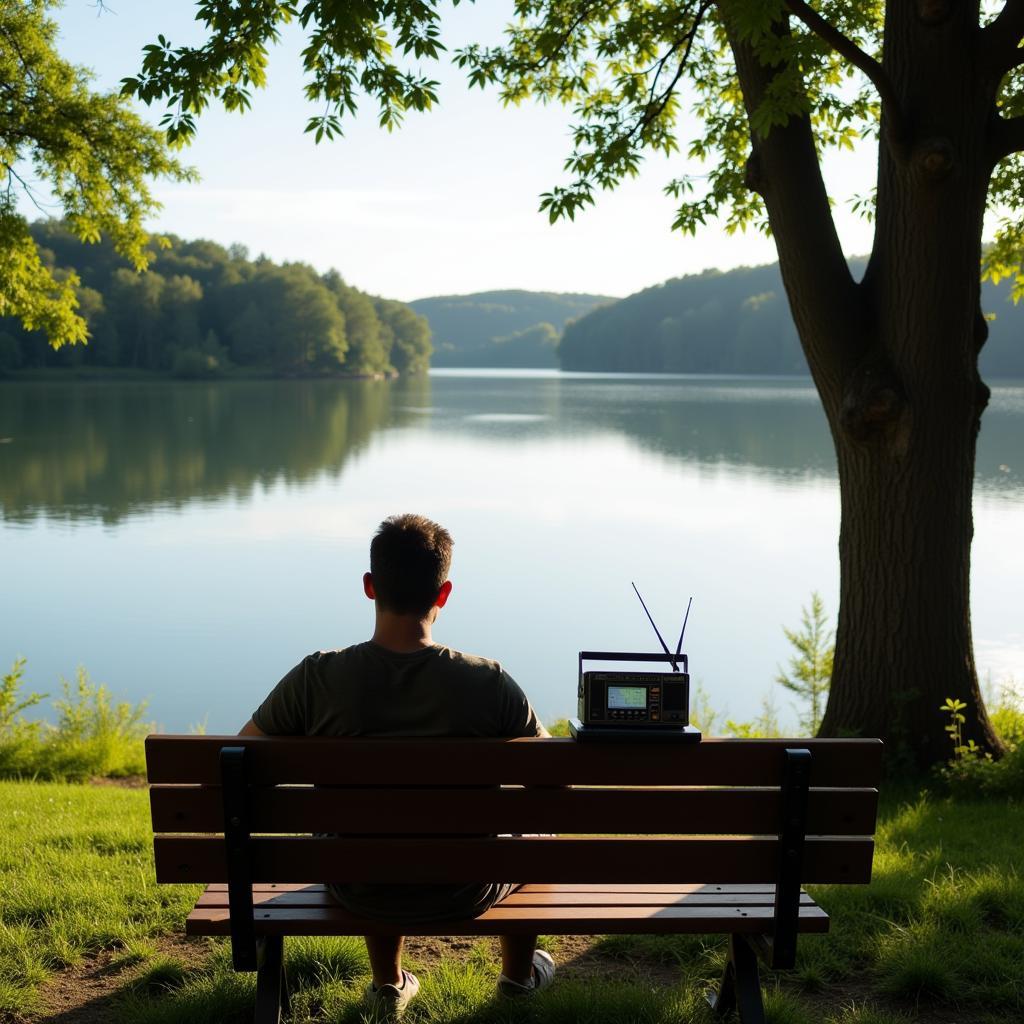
364, 969, 420, 1018
497, 949, 555, 997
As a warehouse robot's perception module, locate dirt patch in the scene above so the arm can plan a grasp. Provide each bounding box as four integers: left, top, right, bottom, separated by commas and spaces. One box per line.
86, 776, 147, 789
400, 934, 681, 985
27, 935, 210, 1024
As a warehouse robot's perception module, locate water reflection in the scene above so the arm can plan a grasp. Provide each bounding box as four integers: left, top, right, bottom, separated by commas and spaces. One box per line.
0, 377, 429, 523
1, 373, 1021, 523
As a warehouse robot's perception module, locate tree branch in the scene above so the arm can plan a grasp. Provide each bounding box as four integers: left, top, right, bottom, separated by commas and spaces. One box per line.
981, 0, 1024, 74
723, 5, 864, 405
992, 113, 1024, 160
1, 161, 54, 215
782, 0, 909, 154
627, 1, 713, 146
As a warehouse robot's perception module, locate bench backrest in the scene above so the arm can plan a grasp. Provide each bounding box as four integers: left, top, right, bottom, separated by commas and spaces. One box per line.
147, 735, 880, 886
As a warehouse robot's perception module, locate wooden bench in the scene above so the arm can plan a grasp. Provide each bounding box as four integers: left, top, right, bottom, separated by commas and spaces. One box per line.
146, 735, 882, 1024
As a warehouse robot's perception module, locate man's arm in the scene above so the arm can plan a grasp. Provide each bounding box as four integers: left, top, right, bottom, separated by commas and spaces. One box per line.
239, 718, 265, 736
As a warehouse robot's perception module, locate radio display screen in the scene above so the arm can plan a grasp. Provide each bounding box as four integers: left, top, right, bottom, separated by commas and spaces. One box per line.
607, 685, 648, 709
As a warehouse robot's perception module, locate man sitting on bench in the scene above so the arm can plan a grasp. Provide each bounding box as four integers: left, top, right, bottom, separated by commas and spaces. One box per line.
239, 513, 555, 1015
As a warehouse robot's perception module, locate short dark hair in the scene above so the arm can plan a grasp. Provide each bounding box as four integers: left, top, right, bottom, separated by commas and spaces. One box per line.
369, 514, 453, 616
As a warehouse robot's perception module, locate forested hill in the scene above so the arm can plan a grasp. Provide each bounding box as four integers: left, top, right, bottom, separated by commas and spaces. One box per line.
0, 222, 431, 378
409, 290, 614, 367
559, 260, 1024, 378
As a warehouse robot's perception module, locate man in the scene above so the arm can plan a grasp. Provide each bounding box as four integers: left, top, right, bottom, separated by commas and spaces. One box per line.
240, 513, 555, 1015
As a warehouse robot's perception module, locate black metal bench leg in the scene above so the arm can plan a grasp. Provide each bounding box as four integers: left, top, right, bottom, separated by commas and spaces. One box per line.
254, 936, 288, 1023
706, 956, 736, 1017
705, 935, 765, 1024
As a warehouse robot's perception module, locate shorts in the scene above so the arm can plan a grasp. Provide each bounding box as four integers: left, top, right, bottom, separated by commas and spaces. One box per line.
326, 881, 521, 924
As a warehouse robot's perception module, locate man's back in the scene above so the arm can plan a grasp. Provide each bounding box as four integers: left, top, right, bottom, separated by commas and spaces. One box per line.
252, 641, 542, 739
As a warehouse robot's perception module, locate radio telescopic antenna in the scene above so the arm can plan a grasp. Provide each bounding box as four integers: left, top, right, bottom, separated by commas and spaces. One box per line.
631, 582, 679, 671
675, 597, 693, 662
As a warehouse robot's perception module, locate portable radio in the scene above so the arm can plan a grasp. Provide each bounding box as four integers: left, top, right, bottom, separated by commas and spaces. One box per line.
577, 655, 690, 726
569, 587, 701, 742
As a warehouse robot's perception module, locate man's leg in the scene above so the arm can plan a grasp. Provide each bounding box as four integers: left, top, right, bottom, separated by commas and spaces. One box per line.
499, 934, 538, 985
364, 934, 404, 988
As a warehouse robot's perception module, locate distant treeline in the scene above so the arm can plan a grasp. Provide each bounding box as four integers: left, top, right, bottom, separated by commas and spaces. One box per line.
559, 260, 1024, 377
409, 290, 614, 367
0, 222, 431, 378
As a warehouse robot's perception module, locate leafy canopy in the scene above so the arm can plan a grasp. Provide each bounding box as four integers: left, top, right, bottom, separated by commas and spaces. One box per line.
125, 1, 1024, 298
0, 0, 192, 349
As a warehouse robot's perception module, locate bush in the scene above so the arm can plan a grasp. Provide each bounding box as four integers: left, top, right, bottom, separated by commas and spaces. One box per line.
171, 346, 223, 379
0, 660, 150, 780
990, 701, 1024, 747
0, 658, 47, 776
938, 742, 1024, 798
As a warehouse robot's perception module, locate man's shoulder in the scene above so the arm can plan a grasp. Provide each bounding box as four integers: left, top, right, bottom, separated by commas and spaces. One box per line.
431, 645, 503, 677
294, 645, 369, 676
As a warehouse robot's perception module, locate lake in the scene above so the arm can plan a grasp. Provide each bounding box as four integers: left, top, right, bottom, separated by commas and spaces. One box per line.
2, 371, 1022, 733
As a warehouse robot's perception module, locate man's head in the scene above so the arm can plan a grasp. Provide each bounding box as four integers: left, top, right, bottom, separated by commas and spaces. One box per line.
365, 513, 454, 618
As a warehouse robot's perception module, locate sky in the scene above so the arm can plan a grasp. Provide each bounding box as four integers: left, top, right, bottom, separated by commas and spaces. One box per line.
36, 0, 882, 302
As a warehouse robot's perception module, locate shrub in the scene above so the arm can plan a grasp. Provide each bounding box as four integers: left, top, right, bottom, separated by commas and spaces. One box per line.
935, 684, 1024, 798
776, 592, 834, 734
0, 658, 47, 775
0, 660, 150, 781
938, 742, 1024, 798
171, 347, 223, 379
991, 703, 1024, 746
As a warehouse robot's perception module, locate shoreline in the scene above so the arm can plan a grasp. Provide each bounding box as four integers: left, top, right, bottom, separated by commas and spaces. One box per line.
0, 366, 406, 383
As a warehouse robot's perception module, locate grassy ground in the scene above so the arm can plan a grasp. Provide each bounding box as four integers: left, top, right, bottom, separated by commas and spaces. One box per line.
2, 781, 1022, 1023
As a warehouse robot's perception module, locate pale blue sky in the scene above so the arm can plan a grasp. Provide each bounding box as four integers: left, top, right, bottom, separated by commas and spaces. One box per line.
42, 0, 881, 301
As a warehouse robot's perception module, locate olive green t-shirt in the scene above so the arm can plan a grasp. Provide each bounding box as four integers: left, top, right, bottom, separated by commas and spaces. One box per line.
250, 641, 541, 923
252, 642, 542, 739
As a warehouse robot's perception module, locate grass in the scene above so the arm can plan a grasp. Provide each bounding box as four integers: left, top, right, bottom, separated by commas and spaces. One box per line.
0, 781, 200, 1019
2, 784, 1023, 1023
2, 649, 1021, 1021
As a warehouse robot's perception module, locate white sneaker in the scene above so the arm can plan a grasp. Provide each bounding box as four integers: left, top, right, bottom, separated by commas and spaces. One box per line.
497, 949, 555, 996
364, 969, 420, 1018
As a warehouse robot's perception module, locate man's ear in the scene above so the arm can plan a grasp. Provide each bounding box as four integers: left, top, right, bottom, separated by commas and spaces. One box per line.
363, 572, 376, 600
435, 580, 453, 608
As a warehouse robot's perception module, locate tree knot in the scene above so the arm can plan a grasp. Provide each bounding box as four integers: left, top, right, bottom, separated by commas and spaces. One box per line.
915, 0, 952, 25
914, 137, 956, 181
744, 149, 765, 195
840, 359, 910, 454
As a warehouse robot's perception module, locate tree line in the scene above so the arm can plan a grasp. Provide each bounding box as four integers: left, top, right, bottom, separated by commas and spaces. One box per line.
409, 290, 612, 367
559, 261, 1024, 378
0, 222, 431, 378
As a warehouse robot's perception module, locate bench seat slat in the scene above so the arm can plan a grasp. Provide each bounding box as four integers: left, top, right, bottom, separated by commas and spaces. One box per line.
193, 892, 815, 909
185, 901, 830, 937
146, 736, 883, 787
150, 785, 878, 836
156, 835, 873, 885
203, 882, 791, 894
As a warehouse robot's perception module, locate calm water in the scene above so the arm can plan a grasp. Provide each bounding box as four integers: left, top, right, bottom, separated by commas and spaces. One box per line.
2, 371, 1022, 732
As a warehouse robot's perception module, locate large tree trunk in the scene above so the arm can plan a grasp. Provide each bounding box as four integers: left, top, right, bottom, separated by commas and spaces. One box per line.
820, 2, 1003, 768
726, 2, 1005, 770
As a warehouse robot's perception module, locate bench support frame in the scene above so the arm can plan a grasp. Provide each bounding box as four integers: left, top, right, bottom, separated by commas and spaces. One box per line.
222, 745, 292, 1022
706, 746, 810, 1023
771, 747, 811, 969
221, 745, 259, 971
707, 933, 765, 1023
255, 935, 290, 1024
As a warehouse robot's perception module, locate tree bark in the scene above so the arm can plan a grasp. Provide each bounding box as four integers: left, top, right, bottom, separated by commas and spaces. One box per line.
726, 1, 1005, 770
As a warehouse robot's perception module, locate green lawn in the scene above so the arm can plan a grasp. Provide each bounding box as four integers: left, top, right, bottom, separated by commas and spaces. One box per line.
2, 781, 1022, 1023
